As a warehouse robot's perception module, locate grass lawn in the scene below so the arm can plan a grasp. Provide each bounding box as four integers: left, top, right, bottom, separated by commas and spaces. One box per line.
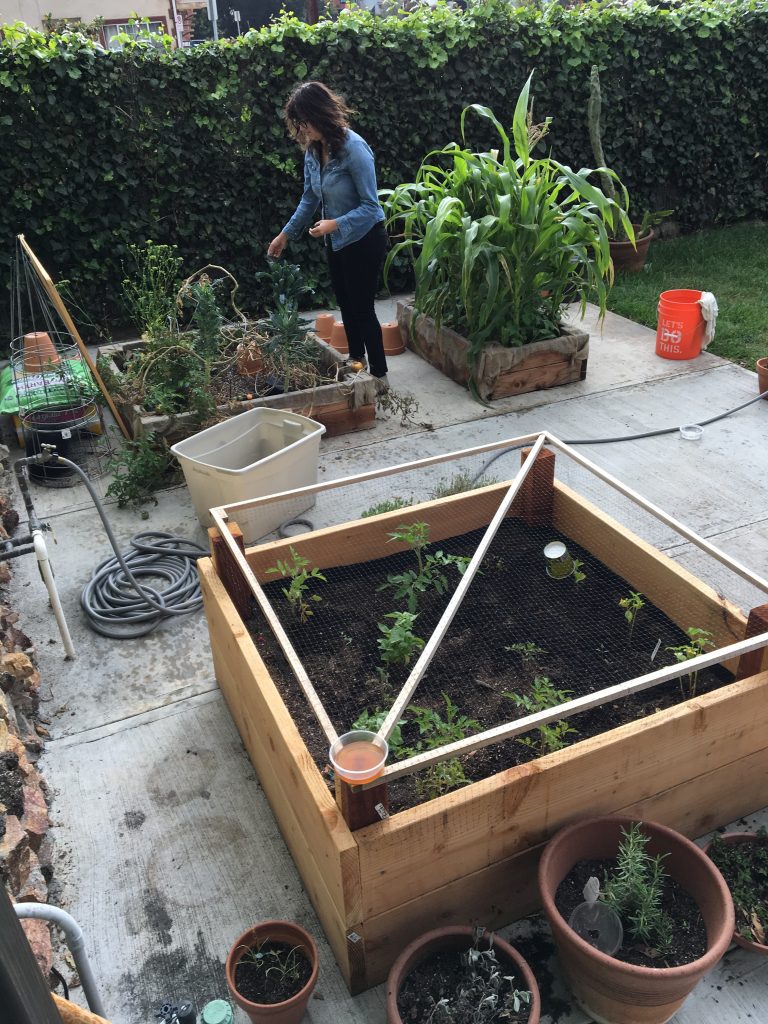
606, 222, 768, 369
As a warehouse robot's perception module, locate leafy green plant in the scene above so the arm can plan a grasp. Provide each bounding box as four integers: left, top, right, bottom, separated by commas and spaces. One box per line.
255, 259, 313, 313
381, 522, 469, 613
404, 694, 480, 800
666, 627, 715, 698
377, 611, 425, 666
619, 590, 645, 646
266, 547, 326, 622
421, 928, 532, 1022
352, 708, 407, 757
601, 822, 673, 955
504, 676, 577, 754
120, 241, 183, 341
105, 433, 179, 514
361, 497, 411, 518
708, 827, 768, 945
381, 72, 631, 392
504, 641, 547, 665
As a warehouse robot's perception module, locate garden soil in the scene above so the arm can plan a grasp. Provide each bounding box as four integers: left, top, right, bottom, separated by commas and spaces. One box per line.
246, 517, 730, 814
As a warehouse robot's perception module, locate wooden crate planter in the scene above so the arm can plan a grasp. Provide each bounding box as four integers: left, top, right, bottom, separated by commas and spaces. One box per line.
397, 301, 588, 401
199, 466, 768, 995
97, 336, 376, 443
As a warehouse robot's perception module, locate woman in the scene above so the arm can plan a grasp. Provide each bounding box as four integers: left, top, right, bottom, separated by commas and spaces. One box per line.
268, 81, 389, 386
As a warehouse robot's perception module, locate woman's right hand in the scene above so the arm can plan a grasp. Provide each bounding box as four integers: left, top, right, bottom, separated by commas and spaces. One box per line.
267, 232, 288, 258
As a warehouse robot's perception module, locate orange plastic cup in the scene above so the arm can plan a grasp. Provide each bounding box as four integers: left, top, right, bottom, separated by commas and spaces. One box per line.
329, 730, 388, 785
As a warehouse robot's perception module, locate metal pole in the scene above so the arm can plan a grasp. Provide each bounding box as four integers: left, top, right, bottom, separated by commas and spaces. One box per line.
0, 886, 61, 1024
210, 0, 219, 40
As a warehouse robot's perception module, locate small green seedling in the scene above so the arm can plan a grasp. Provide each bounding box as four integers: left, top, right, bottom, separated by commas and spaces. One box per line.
619, 590, 646, 646
238, 937, 305, 987
381, 521, 469, 612
377, 611, 425, 666
505, 641, 547, 664
572, 558, 587, 584
504, 676, 577, 754
666, 626, 714, 698
266, 546, 326, 623
404, 694, 480, 800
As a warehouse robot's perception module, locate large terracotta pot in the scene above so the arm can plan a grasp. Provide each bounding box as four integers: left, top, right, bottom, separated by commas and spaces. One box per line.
756, 357, 768, 400
23, 331, 61, 373
538, 816, 734, 1024
225, 920, 318, 1024
610, 227, 655, 274
703, 831, 768, 954
386, 925, 541, 1024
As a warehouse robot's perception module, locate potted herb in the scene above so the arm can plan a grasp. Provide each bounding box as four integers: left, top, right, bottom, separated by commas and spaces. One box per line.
386, 925, 540, 1024
382, 72, 632, 402
537, 816, 734, 1024
705, 827, 768, 953
225, 920, 318, 1024
588, 65, 673, 273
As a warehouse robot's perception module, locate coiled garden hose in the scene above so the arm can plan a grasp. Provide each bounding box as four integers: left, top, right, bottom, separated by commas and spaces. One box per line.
30, 451, 207, 639
476, 387, 768, 478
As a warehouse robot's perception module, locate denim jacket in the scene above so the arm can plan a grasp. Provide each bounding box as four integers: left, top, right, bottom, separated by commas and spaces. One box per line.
281, 129, 385, 252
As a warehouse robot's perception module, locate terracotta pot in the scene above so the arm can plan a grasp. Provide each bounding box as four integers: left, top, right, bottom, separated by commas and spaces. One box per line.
314, 313, 335, 341
386, 925, 541, 1024
225, 920, 318, 1024
329, 321, 348, 355
23, 331, 61, 373
381, 322, 405, 356
538, 815, 734, 1024
756, 357, 768, 400
610, 227, 655, 274
703, 832, 768, 954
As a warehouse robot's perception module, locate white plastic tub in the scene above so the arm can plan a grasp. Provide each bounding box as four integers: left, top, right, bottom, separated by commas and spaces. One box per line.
171, 408, 326, 542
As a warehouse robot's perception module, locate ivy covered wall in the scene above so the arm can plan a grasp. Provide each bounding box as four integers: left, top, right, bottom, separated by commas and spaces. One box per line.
1, 0, 767, 331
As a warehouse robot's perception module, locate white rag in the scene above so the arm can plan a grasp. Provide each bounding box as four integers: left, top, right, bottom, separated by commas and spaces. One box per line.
698, 291, 718, 349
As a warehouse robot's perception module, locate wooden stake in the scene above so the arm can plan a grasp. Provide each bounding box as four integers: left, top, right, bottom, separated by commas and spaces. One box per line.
19, 235, 131, 439
209, 523, 251, 621
53, 994, 112, 1024
335, 776, 389, 831
519, 446, 555, 526
736, 603, 768, 680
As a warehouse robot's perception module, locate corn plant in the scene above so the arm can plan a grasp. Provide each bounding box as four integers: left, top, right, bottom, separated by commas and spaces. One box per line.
666, 627, 714, 698
265, 547, 326, 623
381, 73, 631, 393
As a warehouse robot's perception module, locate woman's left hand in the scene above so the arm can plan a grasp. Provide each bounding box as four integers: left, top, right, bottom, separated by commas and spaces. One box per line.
309, 219, 338, 238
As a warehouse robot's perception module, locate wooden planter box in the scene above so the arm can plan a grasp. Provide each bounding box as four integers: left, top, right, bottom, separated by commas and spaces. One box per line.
397, 301, 588, 401
97, 336, 376, 443
199, 470, 768, 995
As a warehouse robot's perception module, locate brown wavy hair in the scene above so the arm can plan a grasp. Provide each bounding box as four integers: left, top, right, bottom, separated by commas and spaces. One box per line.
284, 81, 354, 157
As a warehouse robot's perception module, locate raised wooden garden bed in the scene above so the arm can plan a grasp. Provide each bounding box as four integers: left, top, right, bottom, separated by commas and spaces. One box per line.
198, 449, 768, 994
397, 301, 588, 401
97, 335, 376, 443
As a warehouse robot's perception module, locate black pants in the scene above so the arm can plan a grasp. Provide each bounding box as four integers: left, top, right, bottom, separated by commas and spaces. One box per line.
327, 222, 388, 378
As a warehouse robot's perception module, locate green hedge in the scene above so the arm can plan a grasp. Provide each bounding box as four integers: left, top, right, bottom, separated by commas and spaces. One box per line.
1, 0, 767, 334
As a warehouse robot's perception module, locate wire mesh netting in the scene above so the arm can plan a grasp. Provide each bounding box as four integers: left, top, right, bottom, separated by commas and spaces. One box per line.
216, 435, 768, 813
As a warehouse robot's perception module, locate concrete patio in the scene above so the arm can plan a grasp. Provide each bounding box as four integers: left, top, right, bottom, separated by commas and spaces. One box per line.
7, 296, 768, 1023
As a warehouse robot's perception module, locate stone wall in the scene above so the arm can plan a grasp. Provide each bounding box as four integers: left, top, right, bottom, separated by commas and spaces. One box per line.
0, 450, 56, 979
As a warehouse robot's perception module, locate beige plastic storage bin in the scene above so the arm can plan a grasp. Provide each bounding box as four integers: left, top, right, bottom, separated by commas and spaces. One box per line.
171, 408, 326, 543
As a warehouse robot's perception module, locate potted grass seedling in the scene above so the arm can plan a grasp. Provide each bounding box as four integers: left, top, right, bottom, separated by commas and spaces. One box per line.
225, 920, 318, 1024
705, 826, 768, 953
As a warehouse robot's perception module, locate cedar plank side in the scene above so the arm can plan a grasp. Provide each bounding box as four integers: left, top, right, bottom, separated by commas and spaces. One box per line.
199, 560, 360, 973
355, 671, 768, 920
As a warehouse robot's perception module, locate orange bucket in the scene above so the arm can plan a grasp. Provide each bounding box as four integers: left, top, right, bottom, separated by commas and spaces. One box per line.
655, 289, 706, 360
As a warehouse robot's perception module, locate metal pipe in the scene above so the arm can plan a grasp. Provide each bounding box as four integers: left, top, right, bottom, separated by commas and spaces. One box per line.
13, 903, 105, 1018
0, 545, 37, 561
